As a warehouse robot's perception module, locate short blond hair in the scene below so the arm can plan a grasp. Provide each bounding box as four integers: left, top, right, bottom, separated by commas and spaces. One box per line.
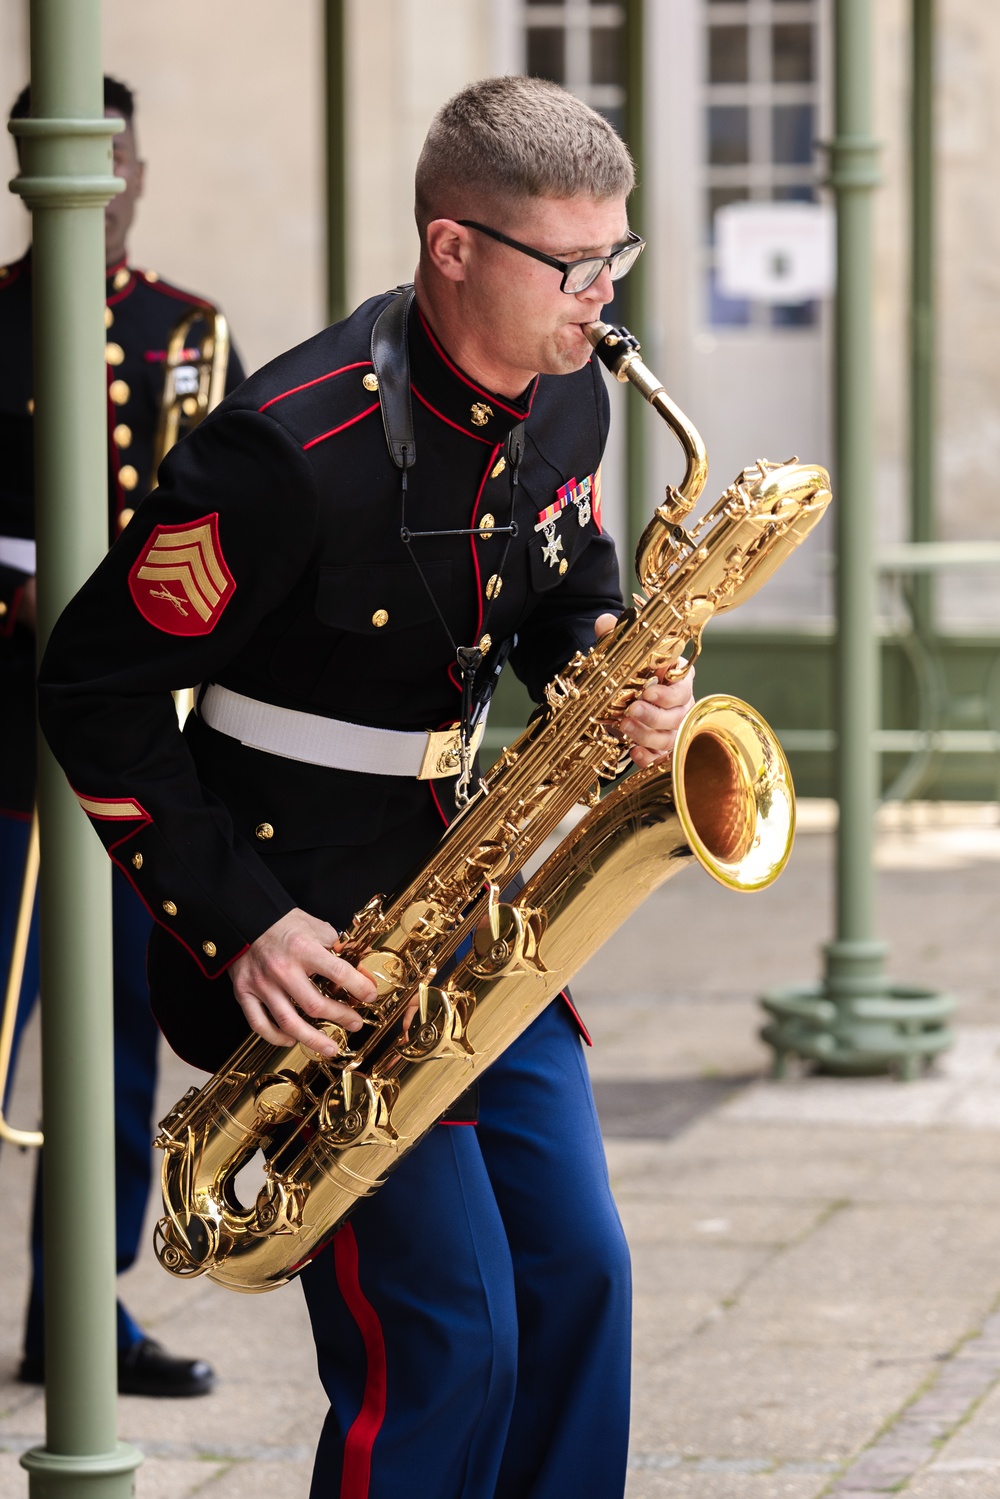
415, 76, 635, 238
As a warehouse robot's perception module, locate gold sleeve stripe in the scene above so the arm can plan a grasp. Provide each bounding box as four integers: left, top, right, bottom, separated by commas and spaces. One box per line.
75, 793, 149, 821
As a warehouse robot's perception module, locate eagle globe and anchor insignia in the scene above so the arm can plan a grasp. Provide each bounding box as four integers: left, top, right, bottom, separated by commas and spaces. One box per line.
470, 402, 493, 427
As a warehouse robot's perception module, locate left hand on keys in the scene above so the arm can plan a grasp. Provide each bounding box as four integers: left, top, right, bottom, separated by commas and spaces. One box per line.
594, 613, 696, 767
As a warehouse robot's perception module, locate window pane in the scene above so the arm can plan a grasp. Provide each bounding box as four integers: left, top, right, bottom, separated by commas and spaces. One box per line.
772, 301, 818, 328
772, 24, 813, 83
708, 105, 749, 165
708, 25, 748, 84
707, 185, 749, 242
708, 268, 751, 327
591, 25, 623, 86
527, 28, 565, 82
772, 103, 814, 164
773, 183, 817, 203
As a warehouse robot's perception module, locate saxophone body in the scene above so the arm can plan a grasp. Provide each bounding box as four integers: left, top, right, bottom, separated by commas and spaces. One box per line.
154, 322, 832, 1293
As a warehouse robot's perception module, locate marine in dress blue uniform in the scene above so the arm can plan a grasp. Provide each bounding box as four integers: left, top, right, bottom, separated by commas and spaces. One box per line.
37, 76, 694, 1497
0, 74, 244, 1396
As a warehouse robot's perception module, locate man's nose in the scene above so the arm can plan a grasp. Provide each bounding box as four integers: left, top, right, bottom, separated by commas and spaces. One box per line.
579, 262, 616, 308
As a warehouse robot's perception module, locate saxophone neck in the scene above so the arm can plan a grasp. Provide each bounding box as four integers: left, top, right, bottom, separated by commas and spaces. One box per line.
584, 320, 709, 520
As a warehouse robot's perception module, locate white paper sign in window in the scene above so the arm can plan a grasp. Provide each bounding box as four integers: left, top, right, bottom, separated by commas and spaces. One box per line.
716, 201, 835, 303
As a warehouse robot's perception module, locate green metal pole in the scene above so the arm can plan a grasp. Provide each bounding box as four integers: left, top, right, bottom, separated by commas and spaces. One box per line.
759, 0, 953, 1077
9, 2, 142, 1493
324, 0, 347, 325
909, 0, 935, 631
623, 0, 647, 567
826, 0, 883, 990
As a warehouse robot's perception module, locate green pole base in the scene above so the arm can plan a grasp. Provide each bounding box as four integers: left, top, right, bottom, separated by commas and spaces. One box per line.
760, 938, 955, 1080
22, 1441, 142, 1498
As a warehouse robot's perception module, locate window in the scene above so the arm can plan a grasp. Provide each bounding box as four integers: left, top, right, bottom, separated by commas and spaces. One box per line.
704, 0, 824, 329
521, 2, 627, 141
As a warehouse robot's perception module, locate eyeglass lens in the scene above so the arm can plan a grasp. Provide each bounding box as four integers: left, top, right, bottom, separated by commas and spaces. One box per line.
564, 240, 643, 293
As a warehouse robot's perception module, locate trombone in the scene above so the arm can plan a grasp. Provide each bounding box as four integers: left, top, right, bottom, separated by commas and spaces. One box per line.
0, 810, 43, 1147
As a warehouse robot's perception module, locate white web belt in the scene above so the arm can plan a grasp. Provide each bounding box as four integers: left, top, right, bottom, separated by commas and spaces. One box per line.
199, 683, 487, 781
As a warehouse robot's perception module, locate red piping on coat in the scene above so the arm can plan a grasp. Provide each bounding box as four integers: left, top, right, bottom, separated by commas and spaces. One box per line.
416, 305, 537, 419
334, 1224, 388, 1499
411, 385, 492, 445
259, 362, 372, 412
302, 402, 380, 451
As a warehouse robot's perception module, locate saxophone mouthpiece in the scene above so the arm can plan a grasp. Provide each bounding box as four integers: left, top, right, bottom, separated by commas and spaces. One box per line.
583, 321, 642, 379
582, 320, 613, 350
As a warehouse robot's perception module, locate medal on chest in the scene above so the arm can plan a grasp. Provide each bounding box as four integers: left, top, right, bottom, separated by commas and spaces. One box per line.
534, 473, 595, 568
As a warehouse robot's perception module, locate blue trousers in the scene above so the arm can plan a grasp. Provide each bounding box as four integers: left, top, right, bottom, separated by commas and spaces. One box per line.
0, 811, 158, 1356
300, 1000, 631, 1499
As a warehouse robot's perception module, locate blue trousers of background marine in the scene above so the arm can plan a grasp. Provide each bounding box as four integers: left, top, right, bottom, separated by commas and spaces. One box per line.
0, 811, 158, 1358
300, 999, 632, 1499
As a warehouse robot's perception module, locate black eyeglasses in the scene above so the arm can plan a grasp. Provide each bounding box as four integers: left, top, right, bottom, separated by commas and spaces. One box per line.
458, 221, 645, 295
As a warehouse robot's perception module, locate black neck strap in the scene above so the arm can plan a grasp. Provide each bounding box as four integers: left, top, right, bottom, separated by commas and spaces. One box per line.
371, 285, 417, 474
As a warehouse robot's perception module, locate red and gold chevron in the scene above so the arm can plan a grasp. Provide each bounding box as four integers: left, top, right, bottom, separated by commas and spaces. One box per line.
128, 513, 236, 636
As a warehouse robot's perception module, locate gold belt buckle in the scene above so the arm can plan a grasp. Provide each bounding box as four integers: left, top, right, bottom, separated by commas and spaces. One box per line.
417, 720, 486, 781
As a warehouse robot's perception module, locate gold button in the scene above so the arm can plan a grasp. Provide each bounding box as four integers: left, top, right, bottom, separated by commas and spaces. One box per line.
479, 633, 492, 654
182, 396, 199, 417
109, 379, 130, 405
486, 574, 502, 600
559, 558, 569, 576
131, 852, 143, 869
104, 306, 114, 328
162, 900, 177, 916
0, 266, 8, 279
202, 940, 217, 958
113, 268, 129, 291
363, 372, 379, 392
0, 601, 7, 617
118, 508, 135, 530
479, 514, 495, 539
490, 457, 506, 479
255, 822, 274, 841
26, 397, 34, 415
113, 423, 132, 448
105, 341, 125, 366
372, 609, 389, 628
119, 464, 138, 491
144, 269, 159, 282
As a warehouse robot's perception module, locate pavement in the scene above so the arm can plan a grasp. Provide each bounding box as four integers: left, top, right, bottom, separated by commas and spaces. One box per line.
5, 799, 1000, 1497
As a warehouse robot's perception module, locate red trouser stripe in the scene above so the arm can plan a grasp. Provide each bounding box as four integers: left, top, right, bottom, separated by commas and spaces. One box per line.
334, 1224, 387, 1499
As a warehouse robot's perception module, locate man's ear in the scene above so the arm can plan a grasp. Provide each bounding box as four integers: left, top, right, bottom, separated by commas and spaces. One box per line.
423, 218, 470, 283
135, 158, 146, 198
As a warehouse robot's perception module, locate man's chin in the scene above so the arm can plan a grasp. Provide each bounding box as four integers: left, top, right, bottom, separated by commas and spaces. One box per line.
540, 328, 595, 377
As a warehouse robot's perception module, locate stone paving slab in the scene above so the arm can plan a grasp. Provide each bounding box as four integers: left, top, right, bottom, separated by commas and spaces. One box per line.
723, 1029, 1000, 1131
625, 1471, 827, 1499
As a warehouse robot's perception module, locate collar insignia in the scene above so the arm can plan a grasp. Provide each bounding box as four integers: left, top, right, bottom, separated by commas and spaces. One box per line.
470, 402, 493, 427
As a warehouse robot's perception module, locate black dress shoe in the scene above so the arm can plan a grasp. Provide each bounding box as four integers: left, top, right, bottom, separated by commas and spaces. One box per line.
117, 1337, 216, 1397
17, 1338, 216, 1397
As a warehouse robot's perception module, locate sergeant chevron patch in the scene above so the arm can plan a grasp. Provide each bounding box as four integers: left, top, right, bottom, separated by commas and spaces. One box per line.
128, 513, 236, 636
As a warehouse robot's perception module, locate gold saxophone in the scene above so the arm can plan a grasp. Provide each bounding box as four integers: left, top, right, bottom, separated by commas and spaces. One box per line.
153, 321, 832, 1293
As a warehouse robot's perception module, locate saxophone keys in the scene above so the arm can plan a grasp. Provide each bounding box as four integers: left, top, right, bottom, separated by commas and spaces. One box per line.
467, 902, 548, 979
399, 985, 475, 1062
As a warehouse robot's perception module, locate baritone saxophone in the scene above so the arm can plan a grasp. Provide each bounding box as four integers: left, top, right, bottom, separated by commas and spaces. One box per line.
153, 320, 832, 1293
